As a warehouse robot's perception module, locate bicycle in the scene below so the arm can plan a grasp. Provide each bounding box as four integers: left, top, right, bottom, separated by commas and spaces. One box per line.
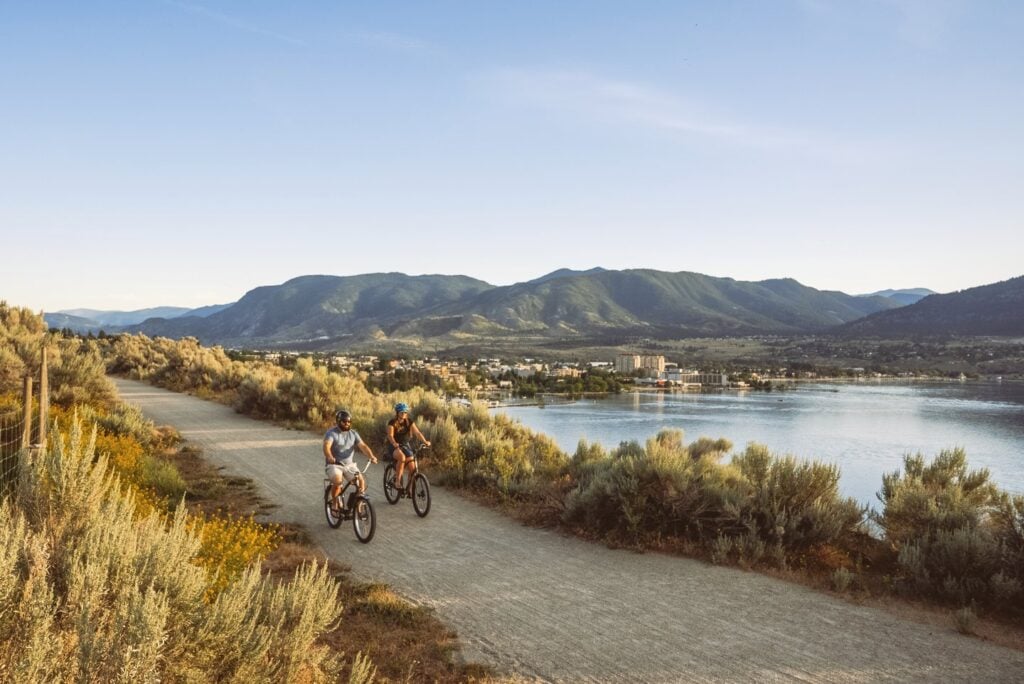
324, 460, 376, 542
383, 442, 431, 517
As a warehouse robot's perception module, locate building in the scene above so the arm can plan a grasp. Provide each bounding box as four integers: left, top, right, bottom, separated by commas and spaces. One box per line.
615, 354, 641, 374
616, 354, 665, 377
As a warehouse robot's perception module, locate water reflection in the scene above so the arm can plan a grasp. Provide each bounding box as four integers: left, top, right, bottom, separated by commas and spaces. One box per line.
500, 381, 1024, 509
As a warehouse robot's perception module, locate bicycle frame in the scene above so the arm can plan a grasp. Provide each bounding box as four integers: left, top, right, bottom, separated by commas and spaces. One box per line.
325, 460, 373, 504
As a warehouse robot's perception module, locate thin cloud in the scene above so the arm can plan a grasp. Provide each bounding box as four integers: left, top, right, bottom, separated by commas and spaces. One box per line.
162, 0, 306, 47
481, 68, 870, 161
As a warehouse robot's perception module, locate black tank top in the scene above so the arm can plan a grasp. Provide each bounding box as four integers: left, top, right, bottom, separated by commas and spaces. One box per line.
389, 416, 412, 444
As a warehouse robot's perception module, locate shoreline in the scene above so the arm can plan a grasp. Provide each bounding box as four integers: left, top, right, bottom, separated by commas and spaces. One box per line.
488, 376, 1019, 407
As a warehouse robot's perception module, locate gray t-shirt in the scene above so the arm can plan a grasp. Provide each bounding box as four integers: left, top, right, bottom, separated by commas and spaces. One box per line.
324, 427, 362, 464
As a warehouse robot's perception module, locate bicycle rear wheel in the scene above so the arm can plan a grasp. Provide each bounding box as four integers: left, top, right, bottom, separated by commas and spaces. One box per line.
352, 496, 376, 543
412, 473, 431, 518
324, 487, 343, 529
383, 464, 400, 505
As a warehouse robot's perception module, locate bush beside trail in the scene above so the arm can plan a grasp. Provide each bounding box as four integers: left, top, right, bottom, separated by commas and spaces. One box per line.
0, 420, 347, 682
875, 448, 1024, 615
563, 432, 864, 567
100, 332, 1024, 623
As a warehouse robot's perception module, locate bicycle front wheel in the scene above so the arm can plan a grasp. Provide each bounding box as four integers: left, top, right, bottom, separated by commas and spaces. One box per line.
383, 464, 400, 505
352, 496, 376, 543
324, 487, 342, 529
412, 473, 431, 518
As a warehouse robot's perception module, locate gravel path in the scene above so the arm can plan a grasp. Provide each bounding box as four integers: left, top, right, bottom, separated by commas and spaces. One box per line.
114, 379, 1024, 683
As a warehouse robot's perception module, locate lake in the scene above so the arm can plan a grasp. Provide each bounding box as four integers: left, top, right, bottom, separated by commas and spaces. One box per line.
498, 380, 1024, 509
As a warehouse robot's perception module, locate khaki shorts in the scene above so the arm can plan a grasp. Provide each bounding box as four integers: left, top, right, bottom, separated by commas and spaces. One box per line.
326, 461, 360, 484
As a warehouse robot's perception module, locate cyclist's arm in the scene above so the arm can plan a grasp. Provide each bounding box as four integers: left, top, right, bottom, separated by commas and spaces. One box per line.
411, 423, 430, 446
357, 440, 377, 463
323, 439, 335, 463
386, 423, 399, 448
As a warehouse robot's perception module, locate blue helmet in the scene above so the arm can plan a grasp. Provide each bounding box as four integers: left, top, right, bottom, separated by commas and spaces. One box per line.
394, 402, 409, 414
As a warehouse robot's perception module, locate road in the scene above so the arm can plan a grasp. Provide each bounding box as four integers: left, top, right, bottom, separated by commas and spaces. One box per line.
114, 378, 1024, 683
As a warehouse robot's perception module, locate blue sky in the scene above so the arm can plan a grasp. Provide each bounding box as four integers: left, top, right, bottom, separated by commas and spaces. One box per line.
2, 1, 1022, 311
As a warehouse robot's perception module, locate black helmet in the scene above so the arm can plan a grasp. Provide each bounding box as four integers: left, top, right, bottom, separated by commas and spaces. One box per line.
334, 409, 352, 426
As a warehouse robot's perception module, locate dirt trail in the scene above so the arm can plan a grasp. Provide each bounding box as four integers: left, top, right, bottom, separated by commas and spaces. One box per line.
115, 379, 1024, 683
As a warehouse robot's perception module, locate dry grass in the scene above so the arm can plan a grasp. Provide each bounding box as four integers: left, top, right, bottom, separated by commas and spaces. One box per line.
170, 436, 498, 683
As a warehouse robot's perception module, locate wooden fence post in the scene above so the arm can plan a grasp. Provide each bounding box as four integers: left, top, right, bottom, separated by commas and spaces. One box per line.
39, 347, 49, 449
21, 376, 32, 450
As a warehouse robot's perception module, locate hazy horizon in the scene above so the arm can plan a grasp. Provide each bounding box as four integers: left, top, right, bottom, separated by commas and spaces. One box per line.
3, 2, 1022, 311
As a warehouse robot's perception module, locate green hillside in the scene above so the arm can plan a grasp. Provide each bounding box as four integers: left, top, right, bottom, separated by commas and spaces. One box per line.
129, 269, 903, 347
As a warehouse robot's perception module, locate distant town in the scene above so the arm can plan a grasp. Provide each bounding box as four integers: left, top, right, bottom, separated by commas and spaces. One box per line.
232, 349, 956, 399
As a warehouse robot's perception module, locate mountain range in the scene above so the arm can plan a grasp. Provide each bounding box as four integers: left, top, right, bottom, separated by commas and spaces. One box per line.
839, 276, 1024, 337
47, 303, 233, 333
857, 288, 936, 307
42, 270, 1023, 348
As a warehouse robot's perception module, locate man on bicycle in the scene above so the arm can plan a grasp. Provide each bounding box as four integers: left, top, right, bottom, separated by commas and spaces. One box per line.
324, 409, 377, 512
386, 402, 430, 493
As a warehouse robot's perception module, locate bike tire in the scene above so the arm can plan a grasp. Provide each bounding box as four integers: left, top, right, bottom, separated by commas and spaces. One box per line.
412, 472, 431, 518
352, 496, 376, 543
324, 487, 343, 529
383, 464, 401, 505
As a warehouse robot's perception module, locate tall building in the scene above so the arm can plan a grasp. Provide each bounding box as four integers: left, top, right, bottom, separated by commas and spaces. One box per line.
616, 354, 665, 377
615, 354, 641, 374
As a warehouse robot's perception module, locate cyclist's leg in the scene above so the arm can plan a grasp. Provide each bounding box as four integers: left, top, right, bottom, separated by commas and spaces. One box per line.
341, 463, 361, 505
393, 445, 406, 487
327, 465, 344, 510
402, 444, 417, 479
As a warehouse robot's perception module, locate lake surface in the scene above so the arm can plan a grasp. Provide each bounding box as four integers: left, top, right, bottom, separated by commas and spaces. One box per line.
498, 381, 1024, 509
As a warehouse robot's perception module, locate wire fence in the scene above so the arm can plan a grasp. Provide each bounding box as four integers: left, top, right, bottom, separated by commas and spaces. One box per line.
0, 407, 26, 497
1, 350, 48, 498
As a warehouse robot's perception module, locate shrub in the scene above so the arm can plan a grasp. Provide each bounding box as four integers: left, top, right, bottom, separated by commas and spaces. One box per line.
81, 402, 156, 446
688, 436, 733, 460
1, 420, 337, 681
876, 449, 1019, 611
421, 413, 461, 472
732, 443, 864, 555
233, 366, 286, 418
93, 430, 145, 479
48, 338, 116, 409
832, 567, 854, 592
562, 434, 865, 562
953, 606, 977, 635
459, 425, 517, 491
563, 431, 723, 545
710, 534, 733, 565
876, 449, 999, 545
190, 512, 280, 598
139, 454, 189, 503
450, 401, 490, 434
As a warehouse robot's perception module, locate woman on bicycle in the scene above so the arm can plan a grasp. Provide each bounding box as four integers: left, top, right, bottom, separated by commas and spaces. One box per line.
387, 402, 430, 493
